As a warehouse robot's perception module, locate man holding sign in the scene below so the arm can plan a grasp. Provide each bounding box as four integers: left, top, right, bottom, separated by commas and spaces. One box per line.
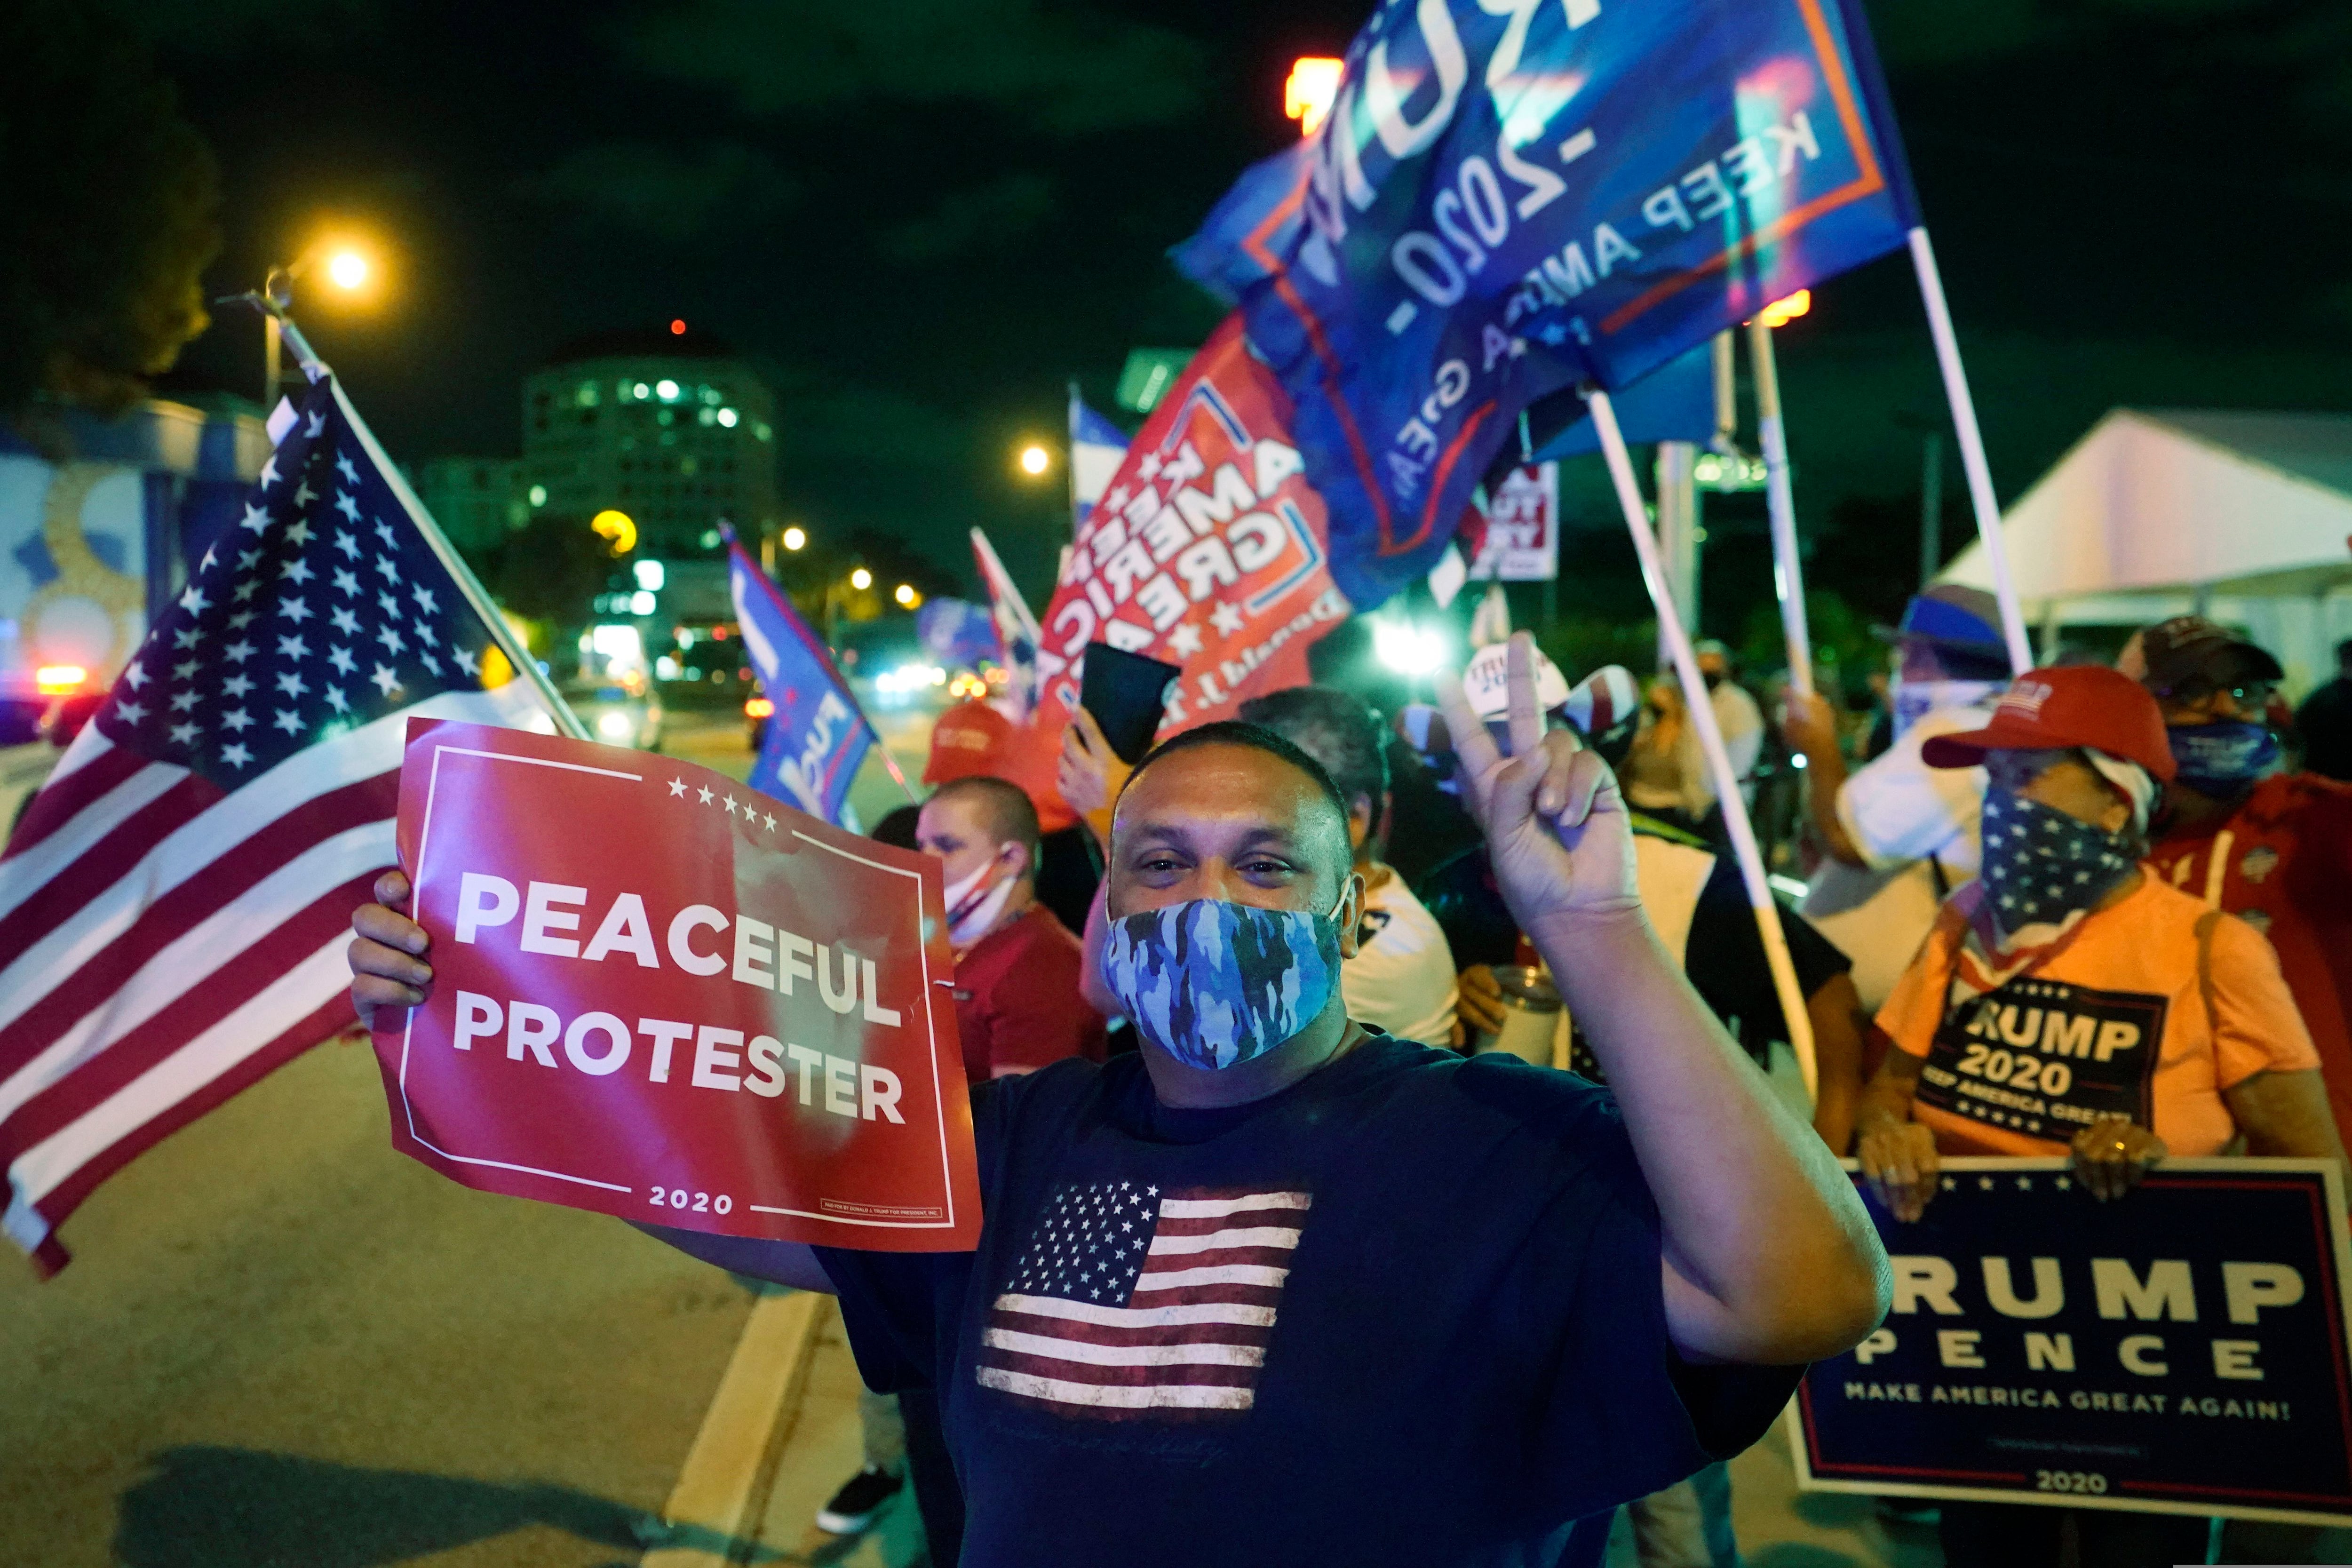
350, 637, 1888, 1567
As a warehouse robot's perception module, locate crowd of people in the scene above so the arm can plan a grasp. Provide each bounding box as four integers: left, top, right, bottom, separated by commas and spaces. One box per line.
346, 602, 2352, 1568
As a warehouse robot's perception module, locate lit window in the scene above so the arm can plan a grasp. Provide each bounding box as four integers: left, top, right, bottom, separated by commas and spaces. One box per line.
576, 381, 599, 406
528, 484, 548, 507
633, 382, 650, 399
717, 407, 739, 428
697, 407, 715, 426
656, 378, 681, 401
754, 422, 771, 441
702, 386, 722, 406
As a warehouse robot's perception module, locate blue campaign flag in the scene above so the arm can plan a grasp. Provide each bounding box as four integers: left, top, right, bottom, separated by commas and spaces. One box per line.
1532, 341, 1715, 461
728, 541, 874, 825
1176, 0, 1915, 610
1070, 394, 1130, 527
916, 597, 1001, 668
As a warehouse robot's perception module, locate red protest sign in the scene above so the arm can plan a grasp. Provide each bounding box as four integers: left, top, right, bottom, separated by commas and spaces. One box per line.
371, 718, 978, 1250
1034, 312, 1351, 733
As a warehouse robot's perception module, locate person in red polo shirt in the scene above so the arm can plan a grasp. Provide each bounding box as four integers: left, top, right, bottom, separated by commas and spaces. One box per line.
2121, 616, 2352, 1153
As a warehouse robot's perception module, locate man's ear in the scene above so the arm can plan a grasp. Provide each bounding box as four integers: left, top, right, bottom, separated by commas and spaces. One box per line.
1335, 870, 1367, 959
1002, 839, 1034, 881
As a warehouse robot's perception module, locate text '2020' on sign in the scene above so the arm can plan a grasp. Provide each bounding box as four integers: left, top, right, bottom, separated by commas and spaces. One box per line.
369, 718, 980, 1250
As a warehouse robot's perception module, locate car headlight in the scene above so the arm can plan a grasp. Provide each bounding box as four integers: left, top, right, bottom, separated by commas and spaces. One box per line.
596, 710, 635, 740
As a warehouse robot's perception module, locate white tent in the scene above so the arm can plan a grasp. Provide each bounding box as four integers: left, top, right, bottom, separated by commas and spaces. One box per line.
1943, 408, 2352, 693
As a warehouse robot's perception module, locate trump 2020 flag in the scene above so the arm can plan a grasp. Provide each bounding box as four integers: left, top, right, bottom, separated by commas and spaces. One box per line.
1176, 0, 1915, 609
731, 541, 875, 826
1070, 395, 1129, 528
0, 375, 560, 1272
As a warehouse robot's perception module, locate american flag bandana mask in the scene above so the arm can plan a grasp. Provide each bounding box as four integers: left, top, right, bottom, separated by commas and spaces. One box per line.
1979, 787, 2137, 941
1098, 896, 1343, 1070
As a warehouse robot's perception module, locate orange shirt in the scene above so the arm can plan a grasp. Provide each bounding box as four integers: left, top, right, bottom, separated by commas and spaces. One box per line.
2149, 772, 2352, 1151
1877, 875, 2320, 1157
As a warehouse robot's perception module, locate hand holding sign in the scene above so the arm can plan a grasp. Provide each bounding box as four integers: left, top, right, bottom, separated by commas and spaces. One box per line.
357, 719, 979, 1250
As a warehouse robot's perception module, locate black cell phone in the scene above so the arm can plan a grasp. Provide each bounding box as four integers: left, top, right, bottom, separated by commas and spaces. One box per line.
1080, 643, 1182, 764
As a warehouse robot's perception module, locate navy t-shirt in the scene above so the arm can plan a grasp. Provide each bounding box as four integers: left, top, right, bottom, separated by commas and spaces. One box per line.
815, 1034, 1798, 1566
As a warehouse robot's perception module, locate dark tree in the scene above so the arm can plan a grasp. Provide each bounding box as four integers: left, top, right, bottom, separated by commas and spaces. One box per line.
477, 514, 625, 625
0, 1, 222, 417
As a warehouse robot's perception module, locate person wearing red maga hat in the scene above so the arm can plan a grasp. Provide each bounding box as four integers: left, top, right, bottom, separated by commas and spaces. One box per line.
1851, 666, 2345, 1568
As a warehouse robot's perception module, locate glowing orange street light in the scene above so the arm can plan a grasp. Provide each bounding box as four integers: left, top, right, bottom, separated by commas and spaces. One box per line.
1756, 290, 1812, 329
1017, 443, 1052, 478
591, 508, 638, 554
35, 664, 87, 695
1285, 57, 1344, 137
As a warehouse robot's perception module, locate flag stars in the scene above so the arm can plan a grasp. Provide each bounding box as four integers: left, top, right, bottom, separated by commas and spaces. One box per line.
222, 673, 255, 699
697, 786, 714, 804
238, 549, 262, 571
279, 557, 315, 585
370, 664, 402, 698
323, 686, 350, 714
232, 580, 261, 605
278, 597, 312, 624
377, 591, 400, 619
294, 479, 316, 507
668, 778, 688, 798
453, 647, 479, 677
326, 645, 356, 677
114, 698, 148, 725
335, 452, 358, 484
275, 671, 309, 699
224, 639, 255, 664
411, 584, 438, 614
374, 520, 397, 547
220, 742, 254, 769
169, 690, 198, 713
375, 626, 406, 655
168, 721, 199, 745
260, 455, 281, 489
333, 530, 361, 561
172, 628, 200, 650
228, 611, 257, 632
763, 812, 777, 831
222, 708, 254, 732
122, 659, 149, 690
374, 555, 401, 584
1209, 602, 1246, 636
334, 490, 362, 522
239, 502, 272, 535
413, 621, 438, 648
330, 607, 361, 636
418, 649, 442, 677
724, 797, 740, 816
272, 709, 302, 735
284, 518, 314, 547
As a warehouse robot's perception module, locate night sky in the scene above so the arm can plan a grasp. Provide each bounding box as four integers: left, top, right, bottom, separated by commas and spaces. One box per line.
142, 0, 2352, 636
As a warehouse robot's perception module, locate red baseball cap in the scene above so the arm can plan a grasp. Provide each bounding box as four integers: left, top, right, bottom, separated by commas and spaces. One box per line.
923, 699, 1077, 833
1921, 666, 2177, 782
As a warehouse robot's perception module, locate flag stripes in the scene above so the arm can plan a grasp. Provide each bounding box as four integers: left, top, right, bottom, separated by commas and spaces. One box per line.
976, 1183, 1307, 1417
0, 374, 557, 1272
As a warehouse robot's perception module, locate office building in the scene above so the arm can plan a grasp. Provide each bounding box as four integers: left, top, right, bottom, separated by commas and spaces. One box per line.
412, 457, 525, 558
521, 327, 781, 559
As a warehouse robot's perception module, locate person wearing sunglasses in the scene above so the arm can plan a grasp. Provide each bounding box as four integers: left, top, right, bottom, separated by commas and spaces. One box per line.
2123, 616, 2352, 1155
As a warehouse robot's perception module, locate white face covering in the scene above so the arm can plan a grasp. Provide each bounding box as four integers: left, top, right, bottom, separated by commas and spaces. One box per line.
943, 854, 1018, 950
1892, 678, 2002, 740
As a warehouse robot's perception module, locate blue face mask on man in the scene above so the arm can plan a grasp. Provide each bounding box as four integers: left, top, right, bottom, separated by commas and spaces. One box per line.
1097, 890, 1347, 1070
2167, 720, 2279, 798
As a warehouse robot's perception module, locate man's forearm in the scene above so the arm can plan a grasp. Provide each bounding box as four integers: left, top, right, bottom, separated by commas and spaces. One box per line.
1801, 747, 1867, 867
1531, 909, 1885, 1361
628, 1221, 836, 1292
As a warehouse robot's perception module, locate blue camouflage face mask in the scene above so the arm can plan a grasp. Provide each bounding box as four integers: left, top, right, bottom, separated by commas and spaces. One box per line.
1098, 893, 1345, 1070
2168, 721, 2280, 798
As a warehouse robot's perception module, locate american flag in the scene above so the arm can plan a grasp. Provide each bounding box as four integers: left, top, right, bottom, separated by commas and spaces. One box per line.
0, 376, 555, 1273
976, 1180, 1310, 1416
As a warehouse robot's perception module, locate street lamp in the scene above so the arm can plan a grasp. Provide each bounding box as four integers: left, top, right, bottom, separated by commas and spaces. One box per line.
894, 583, 920, 609
850, 567, 873, 591
218, 233, 383, 408
1285, 57, 1344, 137
782, 526, 807, 551
1017, 443, 1052, 478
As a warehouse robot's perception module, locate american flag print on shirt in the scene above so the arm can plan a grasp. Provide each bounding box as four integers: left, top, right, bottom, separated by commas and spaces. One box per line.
0, 375, 551, 1273
977, 1181, 1310, 1417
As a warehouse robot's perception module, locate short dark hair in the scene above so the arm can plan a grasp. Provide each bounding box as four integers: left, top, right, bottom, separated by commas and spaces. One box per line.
1117, 720, 1354, 888
869, 803, 922, 850
927, 775, 1041, 864
1237, 686, 1389, 838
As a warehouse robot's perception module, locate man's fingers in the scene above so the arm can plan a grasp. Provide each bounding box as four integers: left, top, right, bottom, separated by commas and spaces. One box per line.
373, 868, 412, 910
1433, 669, 1502, 790
354, 901, 429, 956
1073, 707, 1109, 757
350, 933, 431, 988
1504, 632, 1544, 761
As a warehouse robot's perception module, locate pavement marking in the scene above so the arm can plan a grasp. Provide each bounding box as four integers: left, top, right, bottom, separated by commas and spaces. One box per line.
642, 1288, 829, 1567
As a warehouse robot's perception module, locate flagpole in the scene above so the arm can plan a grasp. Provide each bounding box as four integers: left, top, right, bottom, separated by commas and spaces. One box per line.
1589, 389, 1819, 1101
1747, 319, 1814, 698
274, 311, 590, 742
1907, 227, 2032, 675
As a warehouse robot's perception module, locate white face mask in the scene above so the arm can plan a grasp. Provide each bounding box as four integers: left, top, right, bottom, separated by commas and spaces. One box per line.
943, 854, 1017, 950
1891, 677, 2002, 740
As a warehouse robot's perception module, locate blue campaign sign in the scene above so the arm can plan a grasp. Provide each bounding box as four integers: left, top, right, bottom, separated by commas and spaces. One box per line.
1176, 0, 1914, 610
728, 541, 875, 826
1793, 1159, 2352, 1527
